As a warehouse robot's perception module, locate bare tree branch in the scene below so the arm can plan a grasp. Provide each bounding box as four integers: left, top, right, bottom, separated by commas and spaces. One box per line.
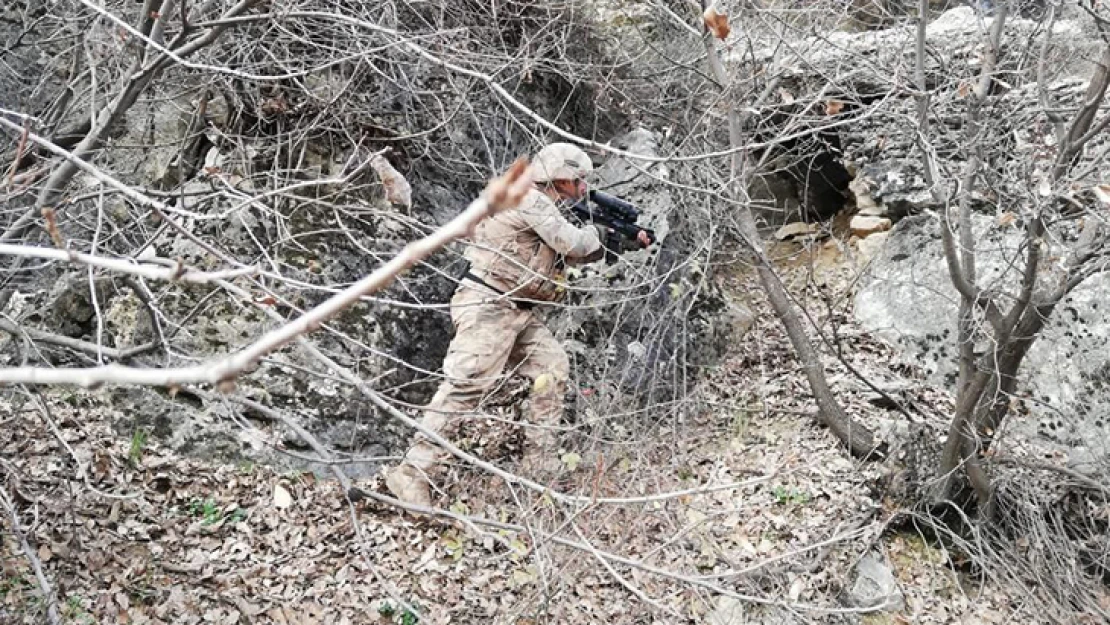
0, 242, 258, 284
0, 484, 62, 625
0, 318, 156, 360
0, 159, 535, 387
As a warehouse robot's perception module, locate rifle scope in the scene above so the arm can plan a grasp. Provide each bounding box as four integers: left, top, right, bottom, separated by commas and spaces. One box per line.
589, 191, 641, 223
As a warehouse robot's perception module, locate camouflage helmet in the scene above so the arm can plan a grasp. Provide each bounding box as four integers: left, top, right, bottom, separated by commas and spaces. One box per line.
531, 142, 593, 183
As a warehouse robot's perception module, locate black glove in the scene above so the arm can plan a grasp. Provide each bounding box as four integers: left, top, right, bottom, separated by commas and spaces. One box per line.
592, 224, 610, 247
618, 233, 644, 253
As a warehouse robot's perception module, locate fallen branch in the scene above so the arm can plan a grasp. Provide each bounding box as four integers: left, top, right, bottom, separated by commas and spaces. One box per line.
0, 484, 62, 625
571, 520, 683, 618
991, 455, 1110, 496
203, 276, 779, 507
227, 396, 787, 616
347, 486, 885, 616
699, 2, 881, 459
209, 393, 421, 621
23, 387, 142, 501
0, 319, 157, 361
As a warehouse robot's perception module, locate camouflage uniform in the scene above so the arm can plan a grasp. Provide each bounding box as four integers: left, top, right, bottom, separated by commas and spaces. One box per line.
387, 184, 603, 505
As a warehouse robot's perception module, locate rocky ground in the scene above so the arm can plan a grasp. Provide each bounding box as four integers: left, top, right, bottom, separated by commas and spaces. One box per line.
2, 232, 1083, 625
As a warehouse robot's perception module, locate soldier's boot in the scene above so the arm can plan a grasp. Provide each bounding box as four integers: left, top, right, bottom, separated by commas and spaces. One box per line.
384, 441, 440, 508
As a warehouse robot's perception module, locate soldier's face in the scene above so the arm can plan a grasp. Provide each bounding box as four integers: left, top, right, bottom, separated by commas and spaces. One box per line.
554, 178, 587, 202
573, 179, 587, 200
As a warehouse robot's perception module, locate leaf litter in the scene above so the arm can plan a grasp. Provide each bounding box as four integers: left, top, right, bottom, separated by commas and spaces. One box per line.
0, 250, 1051, 624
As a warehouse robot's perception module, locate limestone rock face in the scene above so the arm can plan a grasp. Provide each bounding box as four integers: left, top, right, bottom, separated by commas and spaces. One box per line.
747, 5, 1110, 467
849, 215, 891, 238
554, 128, 753, 409
855, 214, 1110, 461
855, 230, 889, 263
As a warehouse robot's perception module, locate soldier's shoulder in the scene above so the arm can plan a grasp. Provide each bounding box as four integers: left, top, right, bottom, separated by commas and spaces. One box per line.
498, 187, 552, 218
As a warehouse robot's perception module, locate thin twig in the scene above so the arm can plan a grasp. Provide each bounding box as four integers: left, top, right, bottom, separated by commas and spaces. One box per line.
0, 484, 62, 625
347, 486, 885, 616
0, 319, 156, 361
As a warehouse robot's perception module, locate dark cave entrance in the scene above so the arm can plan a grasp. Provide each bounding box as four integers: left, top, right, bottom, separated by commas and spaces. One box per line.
748, 126, 853, 229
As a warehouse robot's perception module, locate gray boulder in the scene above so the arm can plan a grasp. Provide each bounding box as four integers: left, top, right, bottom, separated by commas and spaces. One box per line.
855, 213, 1110, 460
844, 551, 903, 610
553, 129, 753, 410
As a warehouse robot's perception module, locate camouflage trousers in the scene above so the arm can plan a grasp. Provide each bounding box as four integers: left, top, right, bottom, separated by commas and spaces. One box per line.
401, 283, 569, 473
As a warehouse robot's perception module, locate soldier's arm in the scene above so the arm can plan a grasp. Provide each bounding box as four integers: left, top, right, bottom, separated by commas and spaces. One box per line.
568, 227, 608, 265
519, 194, 602, 259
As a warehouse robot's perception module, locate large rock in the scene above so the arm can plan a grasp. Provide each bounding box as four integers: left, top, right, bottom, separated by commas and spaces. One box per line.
553, 128, 754, 408
771, 5, 1110, 466
747, 7, 1099, 95
775, 222, 820, 241
591, 127, 673, 242
740, 7, 1107, 226
729, 7, 1105, 230
851, 162, 942, 220
844, 551, 904, 610
855, 213, 1110, 460
849, 215, 891, 237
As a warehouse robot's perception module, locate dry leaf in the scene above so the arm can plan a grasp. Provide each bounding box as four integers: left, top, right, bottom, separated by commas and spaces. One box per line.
1092, 183, 1110, 205
560, 452, 582, 471
41, 207, 65, 249
702, 6, 730, 40
273, 484, 293, 509
260, 94, 288, 116
825, 100, 844, 116
512, 567, 537, 587
370, 154, 413, 210
788, 577, 805, 602
958, 82, 971, 98
997, 211, 1016, 227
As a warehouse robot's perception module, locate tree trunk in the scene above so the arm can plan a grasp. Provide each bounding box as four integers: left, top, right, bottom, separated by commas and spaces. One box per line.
701, 9, 881, 459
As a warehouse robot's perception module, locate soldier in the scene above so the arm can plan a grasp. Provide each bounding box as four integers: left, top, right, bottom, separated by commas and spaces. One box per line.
385, 142, 649, 507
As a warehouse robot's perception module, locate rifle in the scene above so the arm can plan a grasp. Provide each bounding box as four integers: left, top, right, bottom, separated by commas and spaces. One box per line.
569, 191, 656, 252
